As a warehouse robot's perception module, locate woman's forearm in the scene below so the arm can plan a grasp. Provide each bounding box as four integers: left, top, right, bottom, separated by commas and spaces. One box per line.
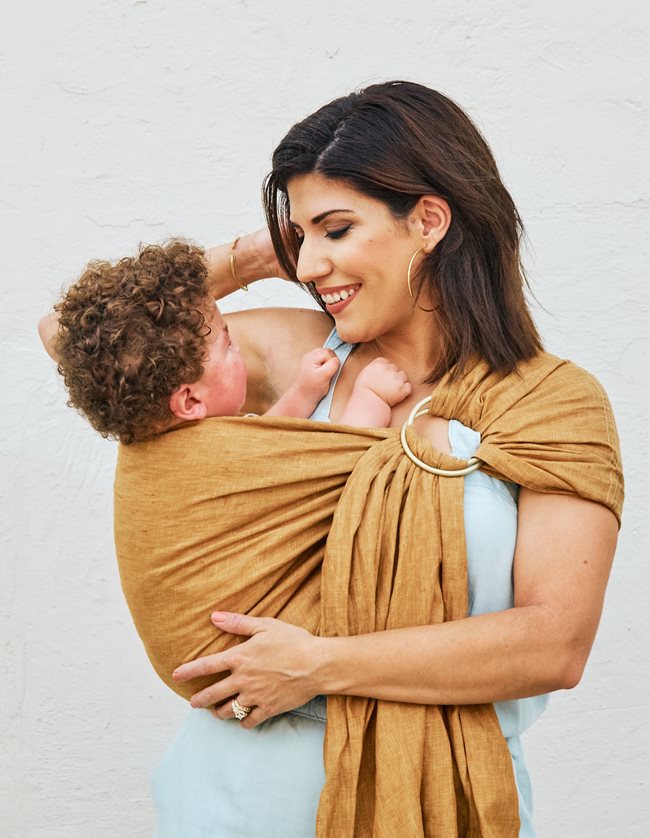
316, 604, 582, 705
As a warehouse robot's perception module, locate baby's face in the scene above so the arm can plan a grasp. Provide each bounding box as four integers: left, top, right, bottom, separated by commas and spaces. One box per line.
195, 306, 248, 417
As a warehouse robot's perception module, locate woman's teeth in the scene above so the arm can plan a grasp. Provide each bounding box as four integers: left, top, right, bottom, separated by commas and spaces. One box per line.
322, 287, 358, 305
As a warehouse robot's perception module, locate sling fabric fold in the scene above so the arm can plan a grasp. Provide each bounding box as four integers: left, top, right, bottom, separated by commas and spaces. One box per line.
114, 352, 623, 837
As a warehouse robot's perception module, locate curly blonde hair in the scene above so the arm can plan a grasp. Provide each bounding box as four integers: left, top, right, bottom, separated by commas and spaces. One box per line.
54, 241, 212, 444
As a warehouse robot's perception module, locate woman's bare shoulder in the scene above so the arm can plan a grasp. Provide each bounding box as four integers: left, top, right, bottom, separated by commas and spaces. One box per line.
226, 307, 332, 356
226, 305, 330, 331
225, 306, 333, 411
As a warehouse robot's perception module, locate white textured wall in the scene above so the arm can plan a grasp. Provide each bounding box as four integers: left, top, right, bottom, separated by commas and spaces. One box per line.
2, 1, 649, 835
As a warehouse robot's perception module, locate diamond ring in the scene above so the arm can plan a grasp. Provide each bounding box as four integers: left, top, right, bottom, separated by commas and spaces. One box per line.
231, 698, 252, 720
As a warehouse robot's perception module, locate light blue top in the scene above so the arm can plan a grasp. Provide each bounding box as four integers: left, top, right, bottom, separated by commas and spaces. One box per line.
153, 328, 546, 837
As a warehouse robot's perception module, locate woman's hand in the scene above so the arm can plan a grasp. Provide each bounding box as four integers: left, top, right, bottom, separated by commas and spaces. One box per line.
172, 612, 326, 729
249, 227, 290, 281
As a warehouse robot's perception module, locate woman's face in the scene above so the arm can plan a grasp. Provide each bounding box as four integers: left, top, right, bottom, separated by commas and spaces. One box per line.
287, 173, 426, 345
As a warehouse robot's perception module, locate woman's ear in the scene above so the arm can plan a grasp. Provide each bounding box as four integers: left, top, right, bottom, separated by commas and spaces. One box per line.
169, 385, 208, 422
414, 195, 451, 251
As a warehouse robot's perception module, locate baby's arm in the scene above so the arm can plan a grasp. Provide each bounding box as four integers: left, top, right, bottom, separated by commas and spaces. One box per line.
338, 358, 411, 428
264, 348, 340, 419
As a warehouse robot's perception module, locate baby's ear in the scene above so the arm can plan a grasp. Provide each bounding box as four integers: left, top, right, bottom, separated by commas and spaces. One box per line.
169, 385, 208, 422
38, 312, 61, 362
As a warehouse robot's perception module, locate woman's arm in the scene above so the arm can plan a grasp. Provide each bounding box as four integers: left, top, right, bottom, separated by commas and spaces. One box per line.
319, 490, 618, 703
37, 231, 278, 363
174, 490, 618, 727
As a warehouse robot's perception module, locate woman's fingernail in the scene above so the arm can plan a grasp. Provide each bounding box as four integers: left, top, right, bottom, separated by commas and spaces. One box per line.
212, 611, 227, 622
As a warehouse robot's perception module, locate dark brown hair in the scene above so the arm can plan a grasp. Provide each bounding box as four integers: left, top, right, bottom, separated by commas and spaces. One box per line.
264, 80, 542, 381
54, 241, 211, 444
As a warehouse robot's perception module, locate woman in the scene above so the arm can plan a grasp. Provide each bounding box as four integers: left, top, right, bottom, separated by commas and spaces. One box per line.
145, 82, 622, 837
48, 81, 622, 836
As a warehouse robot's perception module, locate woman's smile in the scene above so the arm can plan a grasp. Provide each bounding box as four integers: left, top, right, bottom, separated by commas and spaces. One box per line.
316, 282, 361, 313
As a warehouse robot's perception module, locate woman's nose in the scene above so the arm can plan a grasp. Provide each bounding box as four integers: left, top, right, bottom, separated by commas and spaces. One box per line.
295, 238, 332, 284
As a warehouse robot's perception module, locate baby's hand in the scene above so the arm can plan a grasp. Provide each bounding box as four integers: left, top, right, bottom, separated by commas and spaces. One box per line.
295, 348, 340, 399
353, 358, 411, 406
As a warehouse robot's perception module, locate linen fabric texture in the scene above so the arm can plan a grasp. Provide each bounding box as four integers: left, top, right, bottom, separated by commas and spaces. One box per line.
114, 352, 623, 838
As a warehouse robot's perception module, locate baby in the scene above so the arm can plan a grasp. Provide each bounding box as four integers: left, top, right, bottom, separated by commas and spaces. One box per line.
41, 240, 410, 443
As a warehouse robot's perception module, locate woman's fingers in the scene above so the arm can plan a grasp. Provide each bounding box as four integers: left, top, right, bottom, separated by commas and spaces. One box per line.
172, 613, 264, 683
172, 650, 231, 683
239, 707, 268, 729
212, 699, 236, 720
211, 611, 269, 635
189, 675, 238, 709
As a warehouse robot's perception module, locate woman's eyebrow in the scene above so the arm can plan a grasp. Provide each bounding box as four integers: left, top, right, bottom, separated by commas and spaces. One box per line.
289, 209, 354, 227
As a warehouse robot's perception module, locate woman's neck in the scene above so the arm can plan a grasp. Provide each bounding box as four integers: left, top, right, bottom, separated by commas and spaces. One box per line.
359, 316, 442, 389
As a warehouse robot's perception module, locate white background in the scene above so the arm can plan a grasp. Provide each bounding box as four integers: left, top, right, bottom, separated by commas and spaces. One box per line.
2, 1, 649, 835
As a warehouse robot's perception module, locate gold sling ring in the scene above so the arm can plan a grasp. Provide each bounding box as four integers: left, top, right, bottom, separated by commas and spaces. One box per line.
399, 396, 482, 477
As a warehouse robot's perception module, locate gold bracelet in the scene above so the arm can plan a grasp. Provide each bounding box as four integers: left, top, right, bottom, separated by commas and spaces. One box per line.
229, 237, 248, 292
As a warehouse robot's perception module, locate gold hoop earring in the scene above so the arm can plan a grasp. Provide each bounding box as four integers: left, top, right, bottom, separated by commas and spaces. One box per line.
407, 247, 437, 313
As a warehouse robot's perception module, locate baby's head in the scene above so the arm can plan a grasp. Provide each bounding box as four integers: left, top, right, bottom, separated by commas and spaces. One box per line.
54, 240, 246, 444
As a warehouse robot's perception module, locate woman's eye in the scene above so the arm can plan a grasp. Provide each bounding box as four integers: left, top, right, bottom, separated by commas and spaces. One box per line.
325, 226, 351, 240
